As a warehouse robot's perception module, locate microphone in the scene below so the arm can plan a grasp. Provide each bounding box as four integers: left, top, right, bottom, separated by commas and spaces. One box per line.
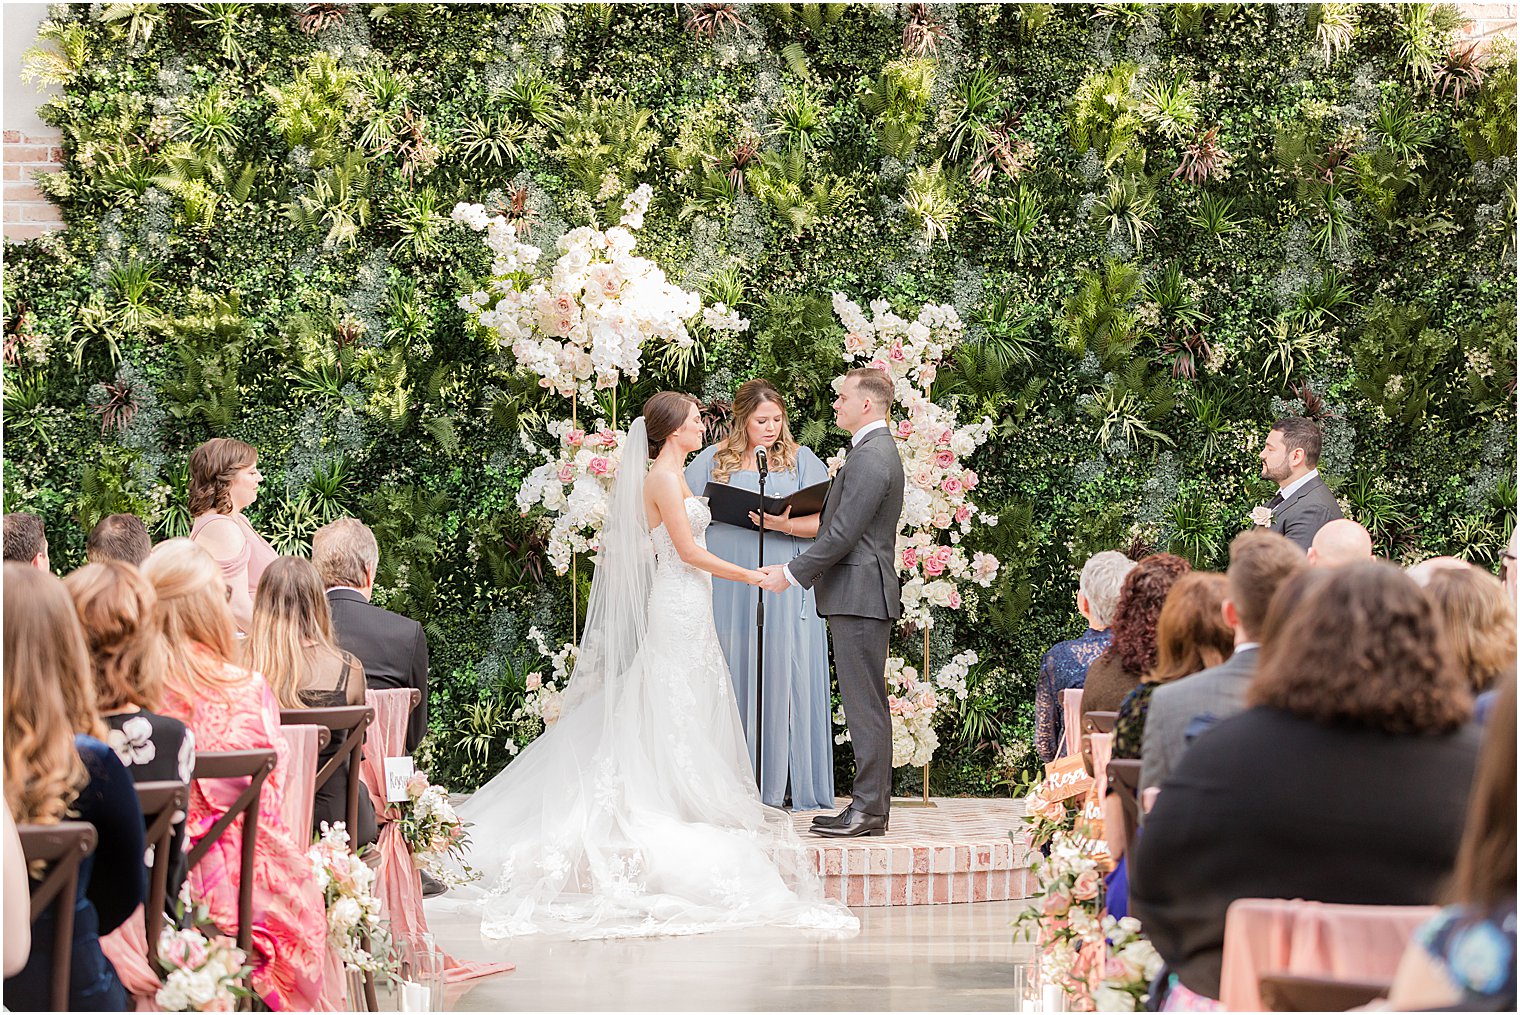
755, 447, 769, 478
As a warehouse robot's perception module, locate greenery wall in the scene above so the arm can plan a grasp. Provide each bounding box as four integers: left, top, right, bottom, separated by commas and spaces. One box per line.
5, 2, 1516, 794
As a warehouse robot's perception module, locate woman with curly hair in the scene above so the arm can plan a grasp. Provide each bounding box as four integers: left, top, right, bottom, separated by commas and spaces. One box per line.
3, 563, 145, 1012
187, 437, 276, 633
1079, 553, 1191, 719
1131, 563, 1481, 1007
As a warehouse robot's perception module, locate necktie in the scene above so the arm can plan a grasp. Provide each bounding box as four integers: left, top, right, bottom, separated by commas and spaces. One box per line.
1266, 492, 1285, 509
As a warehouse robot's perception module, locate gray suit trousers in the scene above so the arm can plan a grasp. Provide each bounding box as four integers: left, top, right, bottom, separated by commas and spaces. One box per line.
831, 614, 893, 817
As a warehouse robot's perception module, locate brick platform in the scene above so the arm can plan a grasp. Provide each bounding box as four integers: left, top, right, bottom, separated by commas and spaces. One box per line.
798, 797, 1036, 908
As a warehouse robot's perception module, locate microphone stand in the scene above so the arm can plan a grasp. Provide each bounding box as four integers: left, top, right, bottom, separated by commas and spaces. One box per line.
753, 446, 768, 796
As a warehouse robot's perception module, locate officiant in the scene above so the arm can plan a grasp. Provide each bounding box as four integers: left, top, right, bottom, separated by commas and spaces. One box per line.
686, 379, 836, 811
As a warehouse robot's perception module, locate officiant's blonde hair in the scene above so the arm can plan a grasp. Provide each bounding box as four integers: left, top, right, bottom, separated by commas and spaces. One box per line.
712, 380, 800, 484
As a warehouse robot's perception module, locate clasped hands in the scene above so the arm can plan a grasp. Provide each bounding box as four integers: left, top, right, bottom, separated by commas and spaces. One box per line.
752, 564, 791, 593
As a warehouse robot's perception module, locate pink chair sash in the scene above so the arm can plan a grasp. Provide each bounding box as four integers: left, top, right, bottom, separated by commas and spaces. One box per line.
361, 688, 512, 984
1219, 898, 1436, 1011
1061, 688, 1085, 758
1088, 731, 1113, 805
278, 724, 322, 845
99, 905, 160, 1011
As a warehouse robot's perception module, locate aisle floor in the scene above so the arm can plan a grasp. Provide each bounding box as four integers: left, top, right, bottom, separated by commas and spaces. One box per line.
427, 899, 1028, 1011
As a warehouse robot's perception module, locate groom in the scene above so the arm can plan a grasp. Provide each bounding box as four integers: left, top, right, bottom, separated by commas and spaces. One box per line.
759, 368, 905, 837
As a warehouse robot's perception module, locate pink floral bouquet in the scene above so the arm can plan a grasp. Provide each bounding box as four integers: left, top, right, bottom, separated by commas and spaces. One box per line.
396, 774, 478, 889
308, 822, 391, 973
154, 906, 251, 1012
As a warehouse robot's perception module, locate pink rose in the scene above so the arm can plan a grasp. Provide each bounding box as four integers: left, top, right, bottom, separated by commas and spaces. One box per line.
896, 419, 914, 437
948, 590, 961, 609
163, 933, 210, 970
526, 672, 542, 691
934, 449, 956, 469
869, 358, 889, 373
555, 316, 574, 336
902, 546, 918, 568
844, 331, 870, 354
955, 505, 971, 525
937, 429, 952, 446
962, 469, 978, 490
553, 293, 576, 316
1042, 889, 1072, 917
924, 555, 947, 577
1072, 869, 1101, 901
932, 546, 954, 566
588, 457, 610, 476
407, 772, 430, 795
597, 428, 618, 448
941, 477, 964, 496
557, 464, 575, 483
888, 338, 906, 362
921, 364, 937, 386
566, 428, 586, 447
931, 511, 952, 529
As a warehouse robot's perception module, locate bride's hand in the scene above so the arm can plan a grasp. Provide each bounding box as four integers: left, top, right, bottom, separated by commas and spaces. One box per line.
744, 569, 768, 586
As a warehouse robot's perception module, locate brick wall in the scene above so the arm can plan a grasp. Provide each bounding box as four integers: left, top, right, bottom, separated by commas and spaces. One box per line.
1461, 2, 1519, 40
2, 129, 62, 242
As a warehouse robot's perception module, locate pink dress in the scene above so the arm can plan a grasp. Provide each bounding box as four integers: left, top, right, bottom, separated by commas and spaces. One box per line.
190, 512, 278, 601
162, 665, 326, 1011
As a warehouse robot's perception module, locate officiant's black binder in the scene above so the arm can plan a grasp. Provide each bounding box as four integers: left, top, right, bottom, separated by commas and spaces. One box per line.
703, 479, 831, 532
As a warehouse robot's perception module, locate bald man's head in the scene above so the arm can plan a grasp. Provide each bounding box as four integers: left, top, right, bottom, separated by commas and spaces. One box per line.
1307, 519, 1374, 569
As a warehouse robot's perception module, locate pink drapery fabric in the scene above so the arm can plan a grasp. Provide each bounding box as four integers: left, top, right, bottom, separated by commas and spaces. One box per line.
360, 688, 513, 983
98, 906, 159, 1012
1061, 687, 1085, 758
277, 724, 322, 845
1219, 898, 1435, 1011
1089, 731, 1113, 805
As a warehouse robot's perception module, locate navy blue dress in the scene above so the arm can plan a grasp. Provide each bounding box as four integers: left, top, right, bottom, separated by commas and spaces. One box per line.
4, 736, 146, 1012
1033, 627, 1113, 762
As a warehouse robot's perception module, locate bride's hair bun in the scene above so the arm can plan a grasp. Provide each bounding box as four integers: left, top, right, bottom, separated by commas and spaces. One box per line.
643, 391, 699, 459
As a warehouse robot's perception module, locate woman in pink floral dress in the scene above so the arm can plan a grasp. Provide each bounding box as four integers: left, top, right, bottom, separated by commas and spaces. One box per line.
144, 539, 326, 1011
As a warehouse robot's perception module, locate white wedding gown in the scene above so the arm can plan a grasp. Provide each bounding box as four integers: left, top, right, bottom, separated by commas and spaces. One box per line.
446, 496, 858, 940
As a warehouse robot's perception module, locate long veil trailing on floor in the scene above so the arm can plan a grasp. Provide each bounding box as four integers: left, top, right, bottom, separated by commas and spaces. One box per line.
439, 418, 857, 940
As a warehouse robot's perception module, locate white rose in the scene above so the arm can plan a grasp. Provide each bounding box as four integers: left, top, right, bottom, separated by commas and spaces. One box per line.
1249, 505, 1274, 527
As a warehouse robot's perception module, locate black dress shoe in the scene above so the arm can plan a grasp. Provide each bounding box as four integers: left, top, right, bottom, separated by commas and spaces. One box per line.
810, 806, 855, 829
420, 871, 448, 898
810, 808, 888, 838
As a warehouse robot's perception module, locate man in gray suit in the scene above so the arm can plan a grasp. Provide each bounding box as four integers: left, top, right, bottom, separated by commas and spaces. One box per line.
1140, 530, 1306, 796
1258, 416, 1342, 551
758, 368, 904, 838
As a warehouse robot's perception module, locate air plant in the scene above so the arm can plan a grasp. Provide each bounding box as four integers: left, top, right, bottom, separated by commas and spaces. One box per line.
699, 399, 734, 442
714, 135, 761, 197
903, 3, 948, 57
494, 184, 540, 239
1435, 42, 1487, 106
333, 314, 366, 350
394, 107, 440, 184
1171, 125, 1231, 184
971, 116, 1035, 185
93, 377, 141, 435
1290, 380, 1338, 421
684, 3, 750, 39
297, 3, 345, 34
1157, 330, 1212, 380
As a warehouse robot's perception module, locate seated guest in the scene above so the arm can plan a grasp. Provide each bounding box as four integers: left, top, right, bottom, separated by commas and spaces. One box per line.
1424, 566, 1516, 698
187, 438, 275, 633
1406, 554, 1473, 587
1305, 518, 1372, 568
2, 512, 50, 571
313, 517, 429, 753
1130, 562, 1481, 1007
3, 563, 145, 1012
1110, 573, 1232, 761
247, 556, 377, 847
86, 514, 153, 567
144, 540, 325, 1011
1257, 415, 1342, 551
1387, 672, 1516, 1012
65, 561, 195, 900
3, 809, 28, 977
1140, 530, 1305, 794
1034, 551, 1134, 762
1079, 554, 1190, 719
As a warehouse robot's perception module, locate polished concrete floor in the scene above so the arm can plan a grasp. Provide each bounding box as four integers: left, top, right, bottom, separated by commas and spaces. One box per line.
427, 899, 1030, 1011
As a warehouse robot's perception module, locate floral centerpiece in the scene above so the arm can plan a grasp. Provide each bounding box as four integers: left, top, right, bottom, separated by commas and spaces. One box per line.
396, 773, 478, 889
307, 822, 390, 974
515, 419, 628, 574
154, 909, 252, 1012
1094, 916, 1165, 1012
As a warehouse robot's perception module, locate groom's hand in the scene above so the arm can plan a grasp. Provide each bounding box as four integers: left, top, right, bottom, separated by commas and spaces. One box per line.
757, 565, 791, 594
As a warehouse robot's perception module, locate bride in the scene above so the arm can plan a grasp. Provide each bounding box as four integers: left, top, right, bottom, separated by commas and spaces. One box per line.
446, 392, 859, 940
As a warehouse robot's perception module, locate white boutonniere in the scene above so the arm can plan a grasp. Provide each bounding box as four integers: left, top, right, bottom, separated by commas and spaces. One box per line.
825, 451, 847, 478
1249, 505, 1274, 528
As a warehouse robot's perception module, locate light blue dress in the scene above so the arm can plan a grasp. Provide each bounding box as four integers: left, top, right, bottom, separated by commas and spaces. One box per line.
686, 444, 836, 810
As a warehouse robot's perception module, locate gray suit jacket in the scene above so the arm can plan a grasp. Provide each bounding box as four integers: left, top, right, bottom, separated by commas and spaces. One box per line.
1268, 474, 1342, 551
1139, 647, 1258, 795
787, 426, 905, 620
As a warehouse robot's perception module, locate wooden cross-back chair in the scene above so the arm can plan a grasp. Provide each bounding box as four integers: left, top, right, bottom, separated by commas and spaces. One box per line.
18, 821, 99, 1012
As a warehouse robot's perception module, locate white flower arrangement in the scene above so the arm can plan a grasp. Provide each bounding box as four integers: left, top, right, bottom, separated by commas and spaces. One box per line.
1095, 915, 1165, 1011
307, 822, 391, 974
834, 651, 977, 768
515, 419, 628, 574
154, 910, 251, 1012
396, 775, 479, 890
832, 292, 1001, 630
1014, 823, 1109, 1011
454, 184, 748, 401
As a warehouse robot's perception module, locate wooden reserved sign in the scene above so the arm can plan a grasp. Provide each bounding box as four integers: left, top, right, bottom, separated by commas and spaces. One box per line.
1043, 754, 1095, 802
